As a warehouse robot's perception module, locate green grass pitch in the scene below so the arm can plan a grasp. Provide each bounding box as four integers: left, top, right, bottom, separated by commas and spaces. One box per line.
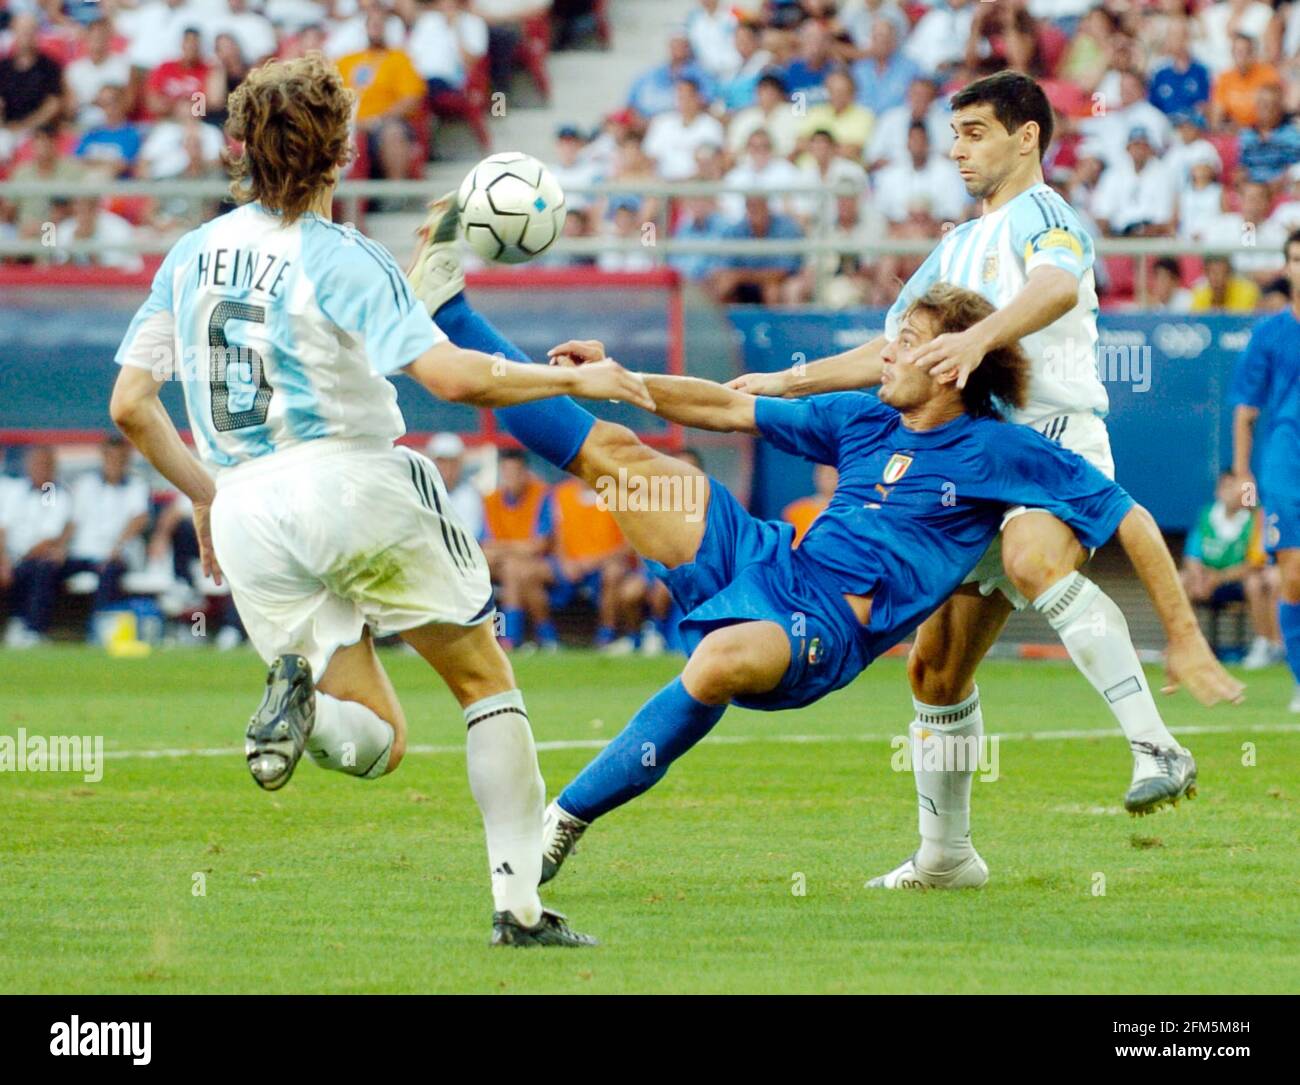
2, 647, 1297, 994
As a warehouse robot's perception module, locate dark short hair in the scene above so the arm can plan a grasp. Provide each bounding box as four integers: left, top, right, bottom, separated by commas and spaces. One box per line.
1286, 228, 1300, 260
104, 434, 129, 449
499, 448, 528, 464
904, 283, 1030, 419
757, 71, 787, 94
949, 71, 1054, 161
1153, 256, 1180, 277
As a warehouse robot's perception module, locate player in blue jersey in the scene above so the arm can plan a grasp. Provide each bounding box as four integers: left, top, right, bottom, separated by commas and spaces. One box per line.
725, 71, 1243, 886
1231, 230, 1300, 713
400, 212, 1232, 884
107, 55, 655, 947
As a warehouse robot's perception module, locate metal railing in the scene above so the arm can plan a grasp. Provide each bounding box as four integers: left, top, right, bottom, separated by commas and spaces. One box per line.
0, 178, 1274, 305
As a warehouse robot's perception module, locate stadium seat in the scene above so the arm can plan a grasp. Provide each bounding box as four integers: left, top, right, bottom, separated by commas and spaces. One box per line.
428, 56, 493, 153
516, 14, 553, 102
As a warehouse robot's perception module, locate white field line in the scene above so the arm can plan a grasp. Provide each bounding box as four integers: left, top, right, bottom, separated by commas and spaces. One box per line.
92, 720, 1300, 761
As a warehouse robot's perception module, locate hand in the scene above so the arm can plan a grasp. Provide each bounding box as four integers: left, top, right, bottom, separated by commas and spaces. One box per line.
910, 326, 991, 389
1162, 632, 1246, 706
548, 339, 607, 366
567, 359, 656, 411
725, 370, 791, 396
192, 500, 223, 587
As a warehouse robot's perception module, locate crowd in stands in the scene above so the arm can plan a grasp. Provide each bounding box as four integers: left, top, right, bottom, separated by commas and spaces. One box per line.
0, 0, 602, 253
537, 0, 1300, 308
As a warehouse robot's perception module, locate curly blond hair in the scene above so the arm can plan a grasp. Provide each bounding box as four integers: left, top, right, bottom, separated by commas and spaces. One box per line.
224, 54, 355, 223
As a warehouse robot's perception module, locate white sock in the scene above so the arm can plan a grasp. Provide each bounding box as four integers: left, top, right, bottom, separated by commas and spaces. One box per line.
464, 689, 544, 927
911, 687, 982, 871
1034, 572, 1177, 749
307, 693, 395, 778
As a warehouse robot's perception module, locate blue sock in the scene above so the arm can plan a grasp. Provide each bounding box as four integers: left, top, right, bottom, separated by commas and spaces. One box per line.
536, 619, 558, 646
1280, 601, 1300, 684
432, 293, 596, 469
557, 678, 726, 822
595, 624, 616, 647
502, 607, 525, 645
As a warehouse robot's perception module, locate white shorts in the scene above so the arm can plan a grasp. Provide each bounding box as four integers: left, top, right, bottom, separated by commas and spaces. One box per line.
210, 437, 493, 676
963, 411, 1116, 611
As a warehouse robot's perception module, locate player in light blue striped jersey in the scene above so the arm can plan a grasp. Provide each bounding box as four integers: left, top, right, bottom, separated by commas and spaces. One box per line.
108, 54, 654, 946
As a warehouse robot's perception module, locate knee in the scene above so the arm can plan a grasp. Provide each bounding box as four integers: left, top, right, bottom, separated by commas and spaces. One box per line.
580, 421, 644, 474
683, 639, 748, 704
1001, 538, 1074, 602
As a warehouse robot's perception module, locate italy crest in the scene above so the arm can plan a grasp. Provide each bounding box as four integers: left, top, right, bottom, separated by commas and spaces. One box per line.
882, 453, 913, 485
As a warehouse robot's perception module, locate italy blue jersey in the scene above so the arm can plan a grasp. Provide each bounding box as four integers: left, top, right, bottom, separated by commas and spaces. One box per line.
114, 202, 443, 471
755, 392, 1134, 652
1230, 308, 1300, 505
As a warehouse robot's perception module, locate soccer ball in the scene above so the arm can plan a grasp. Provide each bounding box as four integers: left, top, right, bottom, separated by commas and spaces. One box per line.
457, 152, 566, 265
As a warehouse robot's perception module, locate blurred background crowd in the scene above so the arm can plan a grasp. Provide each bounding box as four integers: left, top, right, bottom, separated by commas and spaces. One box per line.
5, 0, 1300, 305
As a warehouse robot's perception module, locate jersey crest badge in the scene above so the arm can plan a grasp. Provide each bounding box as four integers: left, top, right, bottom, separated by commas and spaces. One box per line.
807, 637, 824, 666
982, 251, 999, 282
882, 453, 913, 485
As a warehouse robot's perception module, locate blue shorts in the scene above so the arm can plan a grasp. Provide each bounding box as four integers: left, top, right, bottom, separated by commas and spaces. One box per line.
547, 560, 603, 608
1264, 496, 1300, 554
644, 479, 871, 711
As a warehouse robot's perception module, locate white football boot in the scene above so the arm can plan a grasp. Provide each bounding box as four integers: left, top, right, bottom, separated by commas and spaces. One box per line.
539, 801, 588, 885
866, 851, 989, 890
1124, 740, 1198, 816
406, 190, 466, 316
1289, 685, 1300, 714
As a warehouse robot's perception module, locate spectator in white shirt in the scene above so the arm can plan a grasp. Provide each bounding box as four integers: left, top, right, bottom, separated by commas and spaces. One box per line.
686, 0, 739, 78
597, 196, 657, 272
549, 124, 602, 210
843, 0, 909, 54
1079, 70, 1172, 167
64, 18, 132, 124
139, 97, 225, 179
721, 125, 804, 219
1202, 179, 1287, 281
866, 75, 951, 171
426, 432, 485, 540
1150, 255, 1194, 312
727, 72, 802, 161
1164, 111, 1220, 187
1092, 126, 1177, 236
65, 435, 151, 615
872, 122, 968, 225
904, 0, 974, 76
202, 0, 277, 64
55, 198, 144, 273
1177, 142, 1226, 240
409, 0, 489, 92
1, 447, 73, 647
326, 0, 406, 58
795, 128, 868, 223
1195, 0, 1274, 75
644, 76, 726, 182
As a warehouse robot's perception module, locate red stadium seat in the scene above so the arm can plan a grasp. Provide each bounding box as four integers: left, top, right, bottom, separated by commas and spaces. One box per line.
1208, 131, 1240, 183
428, 56, 492, 152
516, 14, 553, 102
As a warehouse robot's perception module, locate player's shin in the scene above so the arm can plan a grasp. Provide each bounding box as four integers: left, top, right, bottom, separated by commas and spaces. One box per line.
1034, 572, 1178, 749
432, 293, 596, 470
306, 693, 395, 778
464, 689, 546, 926
556, 677, 726, 823
910, 688, 983, 871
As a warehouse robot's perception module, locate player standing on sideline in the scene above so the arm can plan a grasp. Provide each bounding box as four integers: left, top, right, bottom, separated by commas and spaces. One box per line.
108, 55, 653, 946
728, 71, 1243, 887
1231, 231, 1300, 713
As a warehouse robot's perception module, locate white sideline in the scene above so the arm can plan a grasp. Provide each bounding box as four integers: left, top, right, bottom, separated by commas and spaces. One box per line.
96, 721, 1300, 761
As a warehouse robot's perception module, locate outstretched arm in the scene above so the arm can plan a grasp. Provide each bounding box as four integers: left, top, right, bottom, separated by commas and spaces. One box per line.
1115, 505, 1245, 706
548, 339, 759, 432
406, 341, 654, 410
726, 335, 888, 398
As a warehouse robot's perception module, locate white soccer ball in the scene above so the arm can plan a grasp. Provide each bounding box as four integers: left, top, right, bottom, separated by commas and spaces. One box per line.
457, 152, 566, 265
